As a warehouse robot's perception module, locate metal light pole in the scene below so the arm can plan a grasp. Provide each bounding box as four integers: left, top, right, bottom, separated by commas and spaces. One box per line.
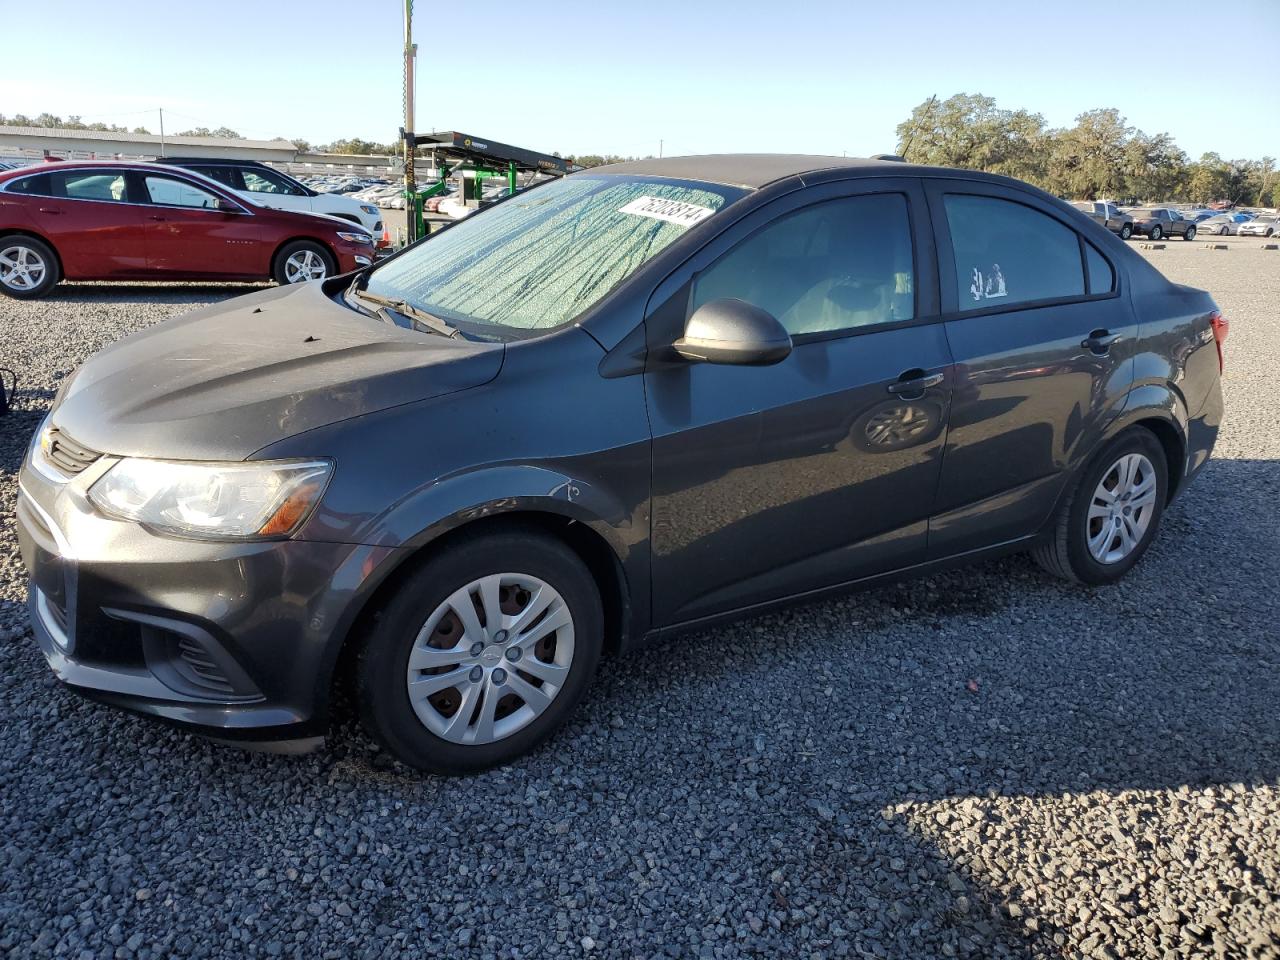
158, 107, 166, 157
402, 0, 418, 243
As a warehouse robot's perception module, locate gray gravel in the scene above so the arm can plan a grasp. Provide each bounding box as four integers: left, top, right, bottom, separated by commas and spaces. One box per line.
1, 257, 1278, 959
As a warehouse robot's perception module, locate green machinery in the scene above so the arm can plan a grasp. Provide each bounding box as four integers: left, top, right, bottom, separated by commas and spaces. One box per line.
398, 130, 567, 243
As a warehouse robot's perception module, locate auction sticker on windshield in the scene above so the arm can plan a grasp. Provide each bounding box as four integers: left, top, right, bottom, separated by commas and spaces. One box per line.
619, 195, 716, 227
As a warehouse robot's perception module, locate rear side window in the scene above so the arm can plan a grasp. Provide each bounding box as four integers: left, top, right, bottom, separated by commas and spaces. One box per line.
6, 173, 52, 196
943, 195, 1084, 309
50, 171, 129, 202
1085, 243, 1114, 295
190, 165, 240, 189
692, 194, 915, 336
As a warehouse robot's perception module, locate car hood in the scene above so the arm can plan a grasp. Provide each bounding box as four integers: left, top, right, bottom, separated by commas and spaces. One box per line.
51, 281, 503, 460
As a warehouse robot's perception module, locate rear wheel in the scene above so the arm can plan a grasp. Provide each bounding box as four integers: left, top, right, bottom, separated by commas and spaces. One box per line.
1149, 225, 1163, 241
0, 236, 59, 299
273, 240, 335, 285
357, 529, 604, 773
1032, 428, 1168, 586
1184, 226, 1196, 241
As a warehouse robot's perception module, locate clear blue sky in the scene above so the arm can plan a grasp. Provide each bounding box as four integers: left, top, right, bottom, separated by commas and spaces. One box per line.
2, 0, 1277, 160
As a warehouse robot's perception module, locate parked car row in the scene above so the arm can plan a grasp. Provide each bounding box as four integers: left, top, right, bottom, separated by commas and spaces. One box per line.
0, 161, 375, 298
1070, 198, 1277, 241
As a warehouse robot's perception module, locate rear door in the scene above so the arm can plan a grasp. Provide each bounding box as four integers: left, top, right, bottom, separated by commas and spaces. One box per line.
645, 177, 953, 626
923, 179, 1137, 557
28, 168, 149, 278
133, 172, 266, 278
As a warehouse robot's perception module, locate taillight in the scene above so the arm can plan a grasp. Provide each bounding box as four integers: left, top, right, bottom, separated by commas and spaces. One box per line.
1210, 310, 1228, 372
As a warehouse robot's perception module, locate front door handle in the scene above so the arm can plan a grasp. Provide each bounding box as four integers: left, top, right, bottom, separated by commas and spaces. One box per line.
37, 207, 63, 215
146, 215, 167, 222
886, 371, 944, 400
1082, 330, 1122, 354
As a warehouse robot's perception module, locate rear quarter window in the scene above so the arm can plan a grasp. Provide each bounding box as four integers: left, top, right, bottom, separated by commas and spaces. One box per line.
5, 172, 52, 196
943, 194, 1085, 309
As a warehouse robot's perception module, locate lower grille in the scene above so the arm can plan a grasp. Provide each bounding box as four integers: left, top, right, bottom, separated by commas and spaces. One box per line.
175, 637, 237, 696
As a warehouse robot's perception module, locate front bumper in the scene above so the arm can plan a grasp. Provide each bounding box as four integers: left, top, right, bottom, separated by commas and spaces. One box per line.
16, 444, 393, 746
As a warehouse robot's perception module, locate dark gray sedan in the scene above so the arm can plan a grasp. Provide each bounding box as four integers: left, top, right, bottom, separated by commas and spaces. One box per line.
18, 155, 1226, 773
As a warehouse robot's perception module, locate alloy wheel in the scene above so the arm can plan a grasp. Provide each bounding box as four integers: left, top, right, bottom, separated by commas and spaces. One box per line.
1086, 453, 1158, 564
0, 244, 47, 291
283, 249, 328, 283
405, 573, 575, 745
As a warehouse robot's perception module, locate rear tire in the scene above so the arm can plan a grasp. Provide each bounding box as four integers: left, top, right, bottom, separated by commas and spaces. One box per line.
1184, 226, 1196, 241
1032, 428, 1168, 586
0, 235, 59, 299
1149, 226, 1163, 241
1119, 224, 1132, 241
357, 529, 604, 774
272, 240, 335, 285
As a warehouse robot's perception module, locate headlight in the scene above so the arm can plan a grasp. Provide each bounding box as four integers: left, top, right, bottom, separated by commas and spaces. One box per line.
337, 231, 373, 245
88, 459, 332, 540
359, 204, 378, 215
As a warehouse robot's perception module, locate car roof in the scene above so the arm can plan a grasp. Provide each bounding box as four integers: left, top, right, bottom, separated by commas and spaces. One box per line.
152, 156, 272, 168
0, 159, 228, 182
585, 154, 943, 189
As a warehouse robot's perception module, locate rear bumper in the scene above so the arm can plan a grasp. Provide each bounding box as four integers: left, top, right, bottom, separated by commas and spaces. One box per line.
1180, 376, 1224, 496
16, 449, 395, 747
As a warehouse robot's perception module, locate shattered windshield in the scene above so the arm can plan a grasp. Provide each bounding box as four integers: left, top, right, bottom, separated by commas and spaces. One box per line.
364, 175, 745, 331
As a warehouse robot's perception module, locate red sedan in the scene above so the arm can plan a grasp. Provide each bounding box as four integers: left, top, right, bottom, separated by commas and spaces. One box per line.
0, 161, 374, 298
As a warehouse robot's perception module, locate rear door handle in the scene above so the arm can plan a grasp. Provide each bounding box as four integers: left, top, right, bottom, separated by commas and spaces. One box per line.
1082, 330, 1122, 354
886, 371, 944, 399
146, 215, 167, 222
37, 207, 63, 215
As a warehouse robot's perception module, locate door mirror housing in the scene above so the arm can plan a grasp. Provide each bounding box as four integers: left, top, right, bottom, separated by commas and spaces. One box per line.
214, 198, 242, 213
673, 298, 792, 366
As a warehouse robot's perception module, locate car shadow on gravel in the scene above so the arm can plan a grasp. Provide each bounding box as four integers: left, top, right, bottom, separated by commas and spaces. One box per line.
46, 282, 269, 303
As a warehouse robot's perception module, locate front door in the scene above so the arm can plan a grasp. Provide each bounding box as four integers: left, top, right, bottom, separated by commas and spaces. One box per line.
923, 180, 1139, 557
133, 172, 265, 278
645, 178, 953, 627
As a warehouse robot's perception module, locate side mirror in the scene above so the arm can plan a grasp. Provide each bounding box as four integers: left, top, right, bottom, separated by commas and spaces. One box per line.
673, 298, 792, 366
214, 198, 241, 213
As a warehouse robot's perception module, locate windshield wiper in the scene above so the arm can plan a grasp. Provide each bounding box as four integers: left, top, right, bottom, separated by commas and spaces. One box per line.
348, 284, 460, 339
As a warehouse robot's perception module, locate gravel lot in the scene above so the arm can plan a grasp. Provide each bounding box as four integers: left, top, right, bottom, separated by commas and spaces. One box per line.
1, 242, 1278, 959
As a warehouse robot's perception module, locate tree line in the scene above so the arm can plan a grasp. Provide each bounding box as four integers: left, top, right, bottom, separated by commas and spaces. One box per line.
7, 101, 1274, 205
896, 94, 1277, 207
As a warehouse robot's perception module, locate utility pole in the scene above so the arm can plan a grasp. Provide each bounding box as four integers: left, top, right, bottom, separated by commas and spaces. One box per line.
659, 139, 663, 158
402, 0, 418, 243
158, 107, 165, 157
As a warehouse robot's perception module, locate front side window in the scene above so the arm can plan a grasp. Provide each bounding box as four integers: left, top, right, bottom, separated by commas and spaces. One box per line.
691, 194, 915, 336
943, 194, 1084, 309
242, 168, 302, 196
142, 175, 223, 209
52, 171, 128, 202
364, 175, 745, 331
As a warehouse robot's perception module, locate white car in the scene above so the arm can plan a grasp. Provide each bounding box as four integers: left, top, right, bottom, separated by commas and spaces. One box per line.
155, 158, 385, 241
1238, 214, 1278, 238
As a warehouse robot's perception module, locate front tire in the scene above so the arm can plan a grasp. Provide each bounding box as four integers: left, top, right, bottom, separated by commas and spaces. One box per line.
357, 529, 604, 774
1184, 226, 1196, 241
1032, 428, 1168, 586
1149, 226, 1163, 241
0, 236, 59, 299
273, 240, 335, 285
1119, 224, 1132, 241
